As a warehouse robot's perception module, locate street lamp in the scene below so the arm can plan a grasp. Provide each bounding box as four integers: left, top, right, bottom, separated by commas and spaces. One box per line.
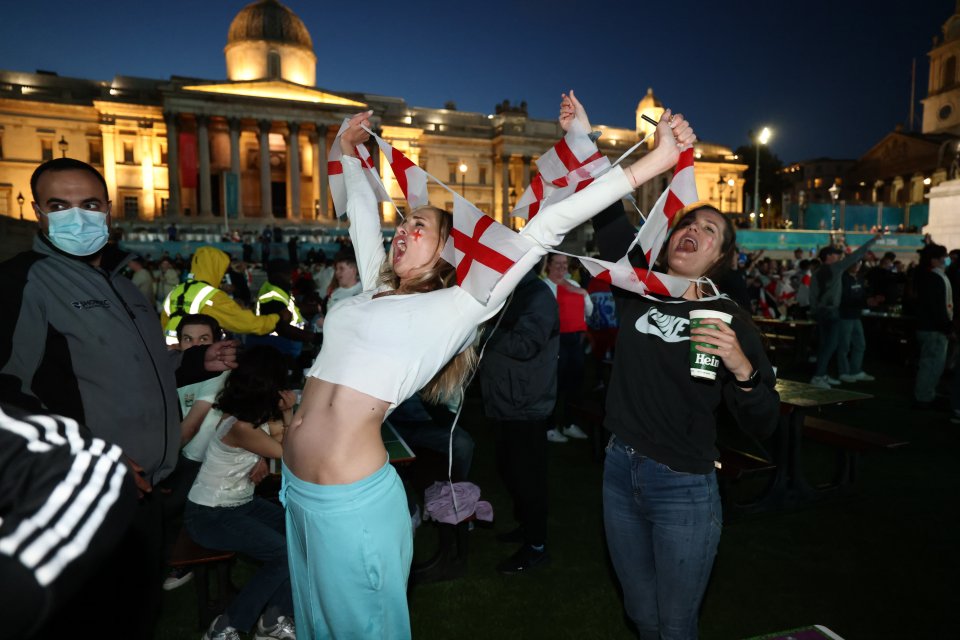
458, 163, 468, 196
828, 182, 840, 231
58, 135, 69, 158
765, 196, 772, 228
16, 192, 24, 220
753, 127, 771, 228
717, 178, 725, 212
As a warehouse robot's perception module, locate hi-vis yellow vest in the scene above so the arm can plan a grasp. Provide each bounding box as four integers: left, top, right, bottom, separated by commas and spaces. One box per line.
256, 283, 304, 331
162, 280, 219, 345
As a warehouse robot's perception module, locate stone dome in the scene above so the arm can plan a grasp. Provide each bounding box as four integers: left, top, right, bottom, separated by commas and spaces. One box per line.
227, 0, 313, 50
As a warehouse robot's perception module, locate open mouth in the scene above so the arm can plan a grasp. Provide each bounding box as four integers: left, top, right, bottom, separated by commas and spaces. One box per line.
394, 237, 407, 262
677, 236, 698, 252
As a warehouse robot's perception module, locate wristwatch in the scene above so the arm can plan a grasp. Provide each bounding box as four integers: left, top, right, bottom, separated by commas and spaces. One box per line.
732, 368, 761, 389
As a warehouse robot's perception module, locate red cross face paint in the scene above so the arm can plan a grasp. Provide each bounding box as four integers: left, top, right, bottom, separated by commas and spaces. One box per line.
392, 209, 443, 281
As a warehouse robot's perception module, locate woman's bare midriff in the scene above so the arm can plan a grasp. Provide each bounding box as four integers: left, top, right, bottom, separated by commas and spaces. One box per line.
282, 376, 392, 485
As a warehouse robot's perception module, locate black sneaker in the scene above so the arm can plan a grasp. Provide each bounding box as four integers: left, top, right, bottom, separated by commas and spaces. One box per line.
495, 527, 524, 544
496, 545, 550, 575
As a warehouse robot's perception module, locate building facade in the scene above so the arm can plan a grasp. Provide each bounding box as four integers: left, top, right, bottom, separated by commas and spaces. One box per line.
0, 0, 744, 229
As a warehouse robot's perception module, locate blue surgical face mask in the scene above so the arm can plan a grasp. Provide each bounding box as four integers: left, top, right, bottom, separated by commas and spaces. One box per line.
40, 207, 109, 257
946, 257, 953, 268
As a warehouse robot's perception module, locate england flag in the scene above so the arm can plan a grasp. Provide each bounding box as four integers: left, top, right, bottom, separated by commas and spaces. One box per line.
631, 147, 699, 268
578, 254, 690, 299
375, 137, 429, 210
328, 118, 390, 218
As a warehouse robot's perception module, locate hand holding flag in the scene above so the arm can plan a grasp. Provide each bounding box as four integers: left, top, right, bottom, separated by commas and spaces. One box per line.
328, 112, 390, 217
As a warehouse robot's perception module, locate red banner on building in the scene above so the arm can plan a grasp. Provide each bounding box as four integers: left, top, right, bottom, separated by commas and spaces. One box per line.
179, 132, 197, 189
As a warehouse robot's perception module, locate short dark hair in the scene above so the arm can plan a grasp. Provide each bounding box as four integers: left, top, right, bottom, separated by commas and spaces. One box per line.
333, 248, 357, 267
31, 158, 109, 203
176, 314, 223, 341
215, 346, 288, 425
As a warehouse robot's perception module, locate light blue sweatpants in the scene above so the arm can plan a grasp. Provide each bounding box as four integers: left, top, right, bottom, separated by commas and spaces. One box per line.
281, 461, 413, 640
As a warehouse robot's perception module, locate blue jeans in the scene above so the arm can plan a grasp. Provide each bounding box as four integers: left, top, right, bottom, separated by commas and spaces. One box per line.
813, 310, 841, 377
836, 318, 866, 375
184, 497, 293, 632
603, 436, 721, 640
915, 330, 948, 403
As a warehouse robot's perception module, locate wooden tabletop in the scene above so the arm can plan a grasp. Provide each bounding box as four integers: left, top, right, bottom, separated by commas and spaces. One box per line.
775, 378, 873, 408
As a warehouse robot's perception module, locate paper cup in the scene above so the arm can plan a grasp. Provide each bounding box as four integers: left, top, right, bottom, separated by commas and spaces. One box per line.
689, 310, 733, 380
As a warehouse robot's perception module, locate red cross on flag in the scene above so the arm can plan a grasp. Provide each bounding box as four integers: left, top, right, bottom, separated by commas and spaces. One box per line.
328, 118, 390, 217
578, 254, 690, 299
442, 194, 533, 304
631, 148, 698, 267
511, 120, 610, 221
375, 138, 429, 210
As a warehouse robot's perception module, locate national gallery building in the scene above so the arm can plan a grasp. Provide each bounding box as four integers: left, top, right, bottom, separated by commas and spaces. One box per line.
0, 0, 745, 230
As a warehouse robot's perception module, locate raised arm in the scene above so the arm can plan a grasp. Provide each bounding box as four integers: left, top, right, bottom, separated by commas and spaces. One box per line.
340, 111, 387, 292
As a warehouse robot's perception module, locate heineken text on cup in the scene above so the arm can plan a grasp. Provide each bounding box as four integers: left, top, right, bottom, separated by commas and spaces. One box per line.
689, 310, 733, 381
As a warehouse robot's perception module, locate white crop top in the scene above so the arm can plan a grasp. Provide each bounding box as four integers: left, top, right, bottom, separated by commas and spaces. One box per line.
188, 416, 269, 508
306, 155, 633, 412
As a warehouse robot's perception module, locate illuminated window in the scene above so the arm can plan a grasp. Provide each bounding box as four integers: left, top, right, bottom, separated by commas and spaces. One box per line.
0, 187, 10, 216
88, 141, 102, 165
944, 56, 957, 90
267, 50, 281, 79
448, 163, 457, 182
479, 167, 487, 185
123, 141, 134, 164
123, 195, 139, 218
160, 143, 167, 165
41, 139, 53, 161
814, 178, 822, 189
160, 197, 169, 215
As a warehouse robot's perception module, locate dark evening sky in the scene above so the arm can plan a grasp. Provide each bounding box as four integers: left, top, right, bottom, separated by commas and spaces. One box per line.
0, 0, 953, 163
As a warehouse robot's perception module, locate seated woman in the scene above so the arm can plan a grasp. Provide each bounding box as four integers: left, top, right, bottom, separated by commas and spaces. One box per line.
281, 93, 697, 639
184, 346, 297, 640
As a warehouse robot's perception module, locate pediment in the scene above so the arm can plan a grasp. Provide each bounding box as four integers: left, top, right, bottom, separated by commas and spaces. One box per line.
180, 80, 366, 107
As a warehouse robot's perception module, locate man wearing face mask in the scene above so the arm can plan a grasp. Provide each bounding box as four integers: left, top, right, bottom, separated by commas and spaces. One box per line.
0, 158, 239, 639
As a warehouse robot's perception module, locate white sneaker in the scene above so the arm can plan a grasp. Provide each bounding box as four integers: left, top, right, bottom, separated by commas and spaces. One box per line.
546, 428, 569, 443
562, 424, 589, 440
825, 376, 841, 385
853, 371, 875, 381
254, 615, 296, 640
203, 616, 240, 640
838, 374, 859, 383
809, 376, 832, 389
163, 567, 194, 591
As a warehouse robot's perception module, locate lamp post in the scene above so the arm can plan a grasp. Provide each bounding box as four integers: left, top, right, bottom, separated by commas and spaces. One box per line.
765, 196, 772, 228
458, 163, 468, 197
726, 178, 735, 214
58, 135, 69, 158
717, 178, 725, 212
828, 182, 839, 232
753, 127, 771, 228
16, 192, 25, 220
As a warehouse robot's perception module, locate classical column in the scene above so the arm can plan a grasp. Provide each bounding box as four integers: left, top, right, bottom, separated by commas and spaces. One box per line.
312, 125, 329, 220
196, 115, 212, 216
522, 155, 532, 191
500, 154, 510, 224
228, 117, 243, 219
99, 116, 118, 204
258, 120, 272, 218
163, 112, 181, 217
286, 121, 301, 219
138, 120, 155, 219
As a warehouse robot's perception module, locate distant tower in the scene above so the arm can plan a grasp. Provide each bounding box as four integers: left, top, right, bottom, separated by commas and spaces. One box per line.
922, 1, 960, 135
635, 87, 665, 148
224, 0, 317, 86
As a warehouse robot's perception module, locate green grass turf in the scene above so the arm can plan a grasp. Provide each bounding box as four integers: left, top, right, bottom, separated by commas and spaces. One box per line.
157, 350, 957, 639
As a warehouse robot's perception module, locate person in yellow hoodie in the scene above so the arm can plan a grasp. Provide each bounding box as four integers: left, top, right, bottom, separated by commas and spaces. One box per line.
161, 246, 312, 346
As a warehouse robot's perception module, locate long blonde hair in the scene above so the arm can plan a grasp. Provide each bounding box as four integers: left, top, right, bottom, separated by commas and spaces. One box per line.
377, 205, 477, 404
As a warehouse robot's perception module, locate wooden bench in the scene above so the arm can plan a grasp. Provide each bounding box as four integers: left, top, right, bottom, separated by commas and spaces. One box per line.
169, 530, 236, 630
802, 416, 909, 491
715, 445, 776, 514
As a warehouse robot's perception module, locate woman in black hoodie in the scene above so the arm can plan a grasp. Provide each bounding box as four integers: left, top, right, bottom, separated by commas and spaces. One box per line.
592, 185, 780, 636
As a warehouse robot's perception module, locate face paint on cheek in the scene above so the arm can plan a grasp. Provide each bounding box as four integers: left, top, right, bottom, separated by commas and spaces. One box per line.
412, 229, 423, 241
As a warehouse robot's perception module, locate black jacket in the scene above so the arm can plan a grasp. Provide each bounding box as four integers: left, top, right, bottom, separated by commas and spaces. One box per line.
479, 270, 559, 420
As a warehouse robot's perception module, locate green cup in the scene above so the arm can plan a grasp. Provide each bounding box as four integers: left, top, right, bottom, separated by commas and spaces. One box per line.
689, 310, 733, 381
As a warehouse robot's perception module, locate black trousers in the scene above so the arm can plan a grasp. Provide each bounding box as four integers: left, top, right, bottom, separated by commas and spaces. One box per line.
553, 332, 585, 429
494, 418, 549, 547
33, 490, 165, 639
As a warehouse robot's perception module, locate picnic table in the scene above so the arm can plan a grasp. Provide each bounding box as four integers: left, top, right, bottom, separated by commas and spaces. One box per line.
732, 379, 874, 513
752, 317, 817, 364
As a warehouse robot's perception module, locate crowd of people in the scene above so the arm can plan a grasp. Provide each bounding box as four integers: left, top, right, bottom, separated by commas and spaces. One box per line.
0, 90, 945, 640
